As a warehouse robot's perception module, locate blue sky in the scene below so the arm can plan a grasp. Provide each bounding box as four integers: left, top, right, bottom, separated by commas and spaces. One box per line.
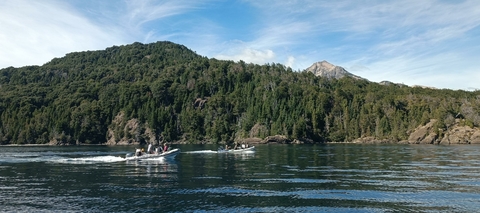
1, 0, 479, 90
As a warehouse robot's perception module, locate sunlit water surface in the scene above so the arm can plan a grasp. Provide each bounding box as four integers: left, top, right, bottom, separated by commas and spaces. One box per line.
1, 144, 480, 212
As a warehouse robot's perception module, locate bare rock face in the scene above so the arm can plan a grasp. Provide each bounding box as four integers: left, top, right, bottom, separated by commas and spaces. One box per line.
351, 118, 480, 144
471, 131, 480, 144
408, 119, 438, 144
306, 61, 365, 80
105, 111, 156, 145
440, 125, 480, 144
249, 123, 268, 138
421, 133, 438, 144
262, 135, 291, 144
406, 119, 480, 145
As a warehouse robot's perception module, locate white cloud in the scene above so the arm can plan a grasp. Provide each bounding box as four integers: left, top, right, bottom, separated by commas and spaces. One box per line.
0, 0, 125, 68
285, 56, 295, 68
123, 0, 204, 31
0, 0, 209, 68
216, 47, 275, 65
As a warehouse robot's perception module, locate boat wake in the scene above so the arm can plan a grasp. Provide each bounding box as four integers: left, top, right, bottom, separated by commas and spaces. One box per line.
183, 150, 217, 154
55, 155, 126, 164
56, 154, 176, 164
0, 155, 128, 164
0, 148, 178, 165
184, 147, 256, 154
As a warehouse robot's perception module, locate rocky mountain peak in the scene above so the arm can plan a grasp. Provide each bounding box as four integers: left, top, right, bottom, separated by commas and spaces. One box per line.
306, 60, 365, 80
316, 60, 336, 70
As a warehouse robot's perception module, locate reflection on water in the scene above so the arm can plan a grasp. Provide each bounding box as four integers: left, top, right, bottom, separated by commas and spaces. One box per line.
1, 144, 480, 212
126, 158, 179, 179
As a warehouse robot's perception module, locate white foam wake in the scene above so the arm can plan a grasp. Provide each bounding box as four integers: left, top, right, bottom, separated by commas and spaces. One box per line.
54, 155, 126, 164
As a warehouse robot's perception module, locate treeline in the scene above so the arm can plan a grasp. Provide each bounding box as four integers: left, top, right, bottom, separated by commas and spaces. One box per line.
0, 41, 479, 145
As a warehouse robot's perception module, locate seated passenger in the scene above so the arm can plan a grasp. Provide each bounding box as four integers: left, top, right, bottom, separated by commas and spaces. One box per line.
147, 143, 153, 154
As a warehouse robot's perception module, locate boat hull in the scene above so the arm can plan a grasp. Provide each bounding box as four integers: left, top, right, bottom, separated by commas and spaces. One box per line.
125, 148, 180, 160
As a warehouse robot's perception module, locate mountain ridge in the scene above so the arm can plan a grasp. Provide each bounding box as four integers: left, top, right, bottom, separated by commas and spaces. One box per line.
0, 41, 479, 145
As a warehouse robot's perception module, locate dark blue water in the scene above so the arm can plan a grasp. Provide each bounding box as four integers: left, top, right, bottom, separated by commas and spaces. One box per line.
1, 144, 480, 212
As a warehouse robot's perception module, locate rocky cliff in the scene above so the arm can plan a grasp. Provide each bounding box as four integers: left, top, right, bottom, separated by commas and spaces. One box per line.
440, 123, 480, 144
402, 119, 480, 144
105, 111, 158, 146
100, 112, 480, 145
248, 119, 480, 145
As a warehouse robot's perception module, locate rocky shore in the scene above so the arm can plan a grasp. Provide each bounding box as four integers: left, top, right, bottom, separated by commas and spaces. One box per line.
233, 119, 480, 145
42, 118, 480, 146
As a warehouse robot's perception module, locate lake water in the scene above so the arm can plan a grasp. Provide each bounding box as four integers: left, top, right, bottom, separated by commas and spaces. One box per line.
1, 144, 480, 212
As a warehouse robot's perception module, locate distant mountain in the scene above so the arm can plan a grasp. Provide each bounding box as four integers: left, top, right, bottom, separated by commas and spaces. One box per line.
306, 61, 437, 89
306, 60, 365, 80
379, 81, 408, 87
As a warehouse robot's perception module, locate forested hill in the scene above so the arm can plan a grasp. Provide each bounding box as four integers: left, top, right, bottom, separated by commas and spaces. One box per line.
0, 41, 479, 145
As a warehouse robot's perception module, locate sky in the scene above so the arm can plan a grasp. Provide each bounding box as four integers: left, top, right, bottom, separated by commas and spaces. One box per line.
1, 0, 479, 91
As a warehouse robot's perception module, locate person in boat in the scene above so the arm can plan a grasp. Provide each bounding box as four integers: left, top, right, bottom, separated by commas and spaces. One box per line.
163, 143, 169, 153
224, 144, 230, 151
147, 143, 153, 154
135, 148, 142, 156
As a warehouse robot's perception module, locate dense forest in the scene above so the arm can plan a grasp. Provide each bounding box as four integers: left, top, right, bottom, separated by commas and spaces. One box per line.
0, 41, 479, 145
